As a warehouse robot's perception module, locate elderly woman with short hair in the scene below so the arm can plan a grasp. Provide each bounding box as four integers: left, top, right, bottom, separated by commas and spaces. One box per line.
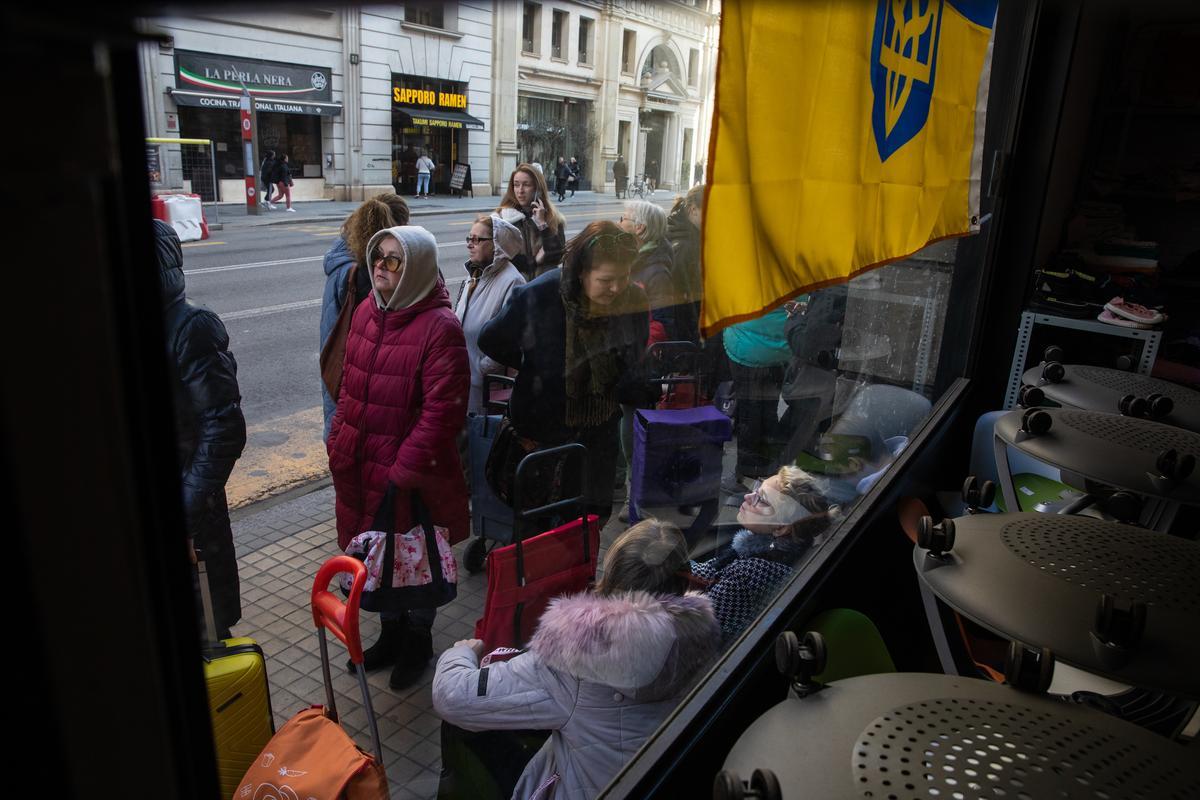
618, 199, 683, 345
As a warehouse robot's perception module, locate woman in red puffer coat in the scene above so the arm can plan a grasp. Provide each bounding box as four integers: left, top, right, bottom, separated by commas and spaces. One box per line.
327, 223, 469, 690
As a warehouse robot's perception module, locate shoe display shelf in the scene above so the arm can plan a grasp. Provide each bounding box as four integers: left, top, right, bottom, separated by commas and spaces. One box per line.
1003, 310, 1162, 409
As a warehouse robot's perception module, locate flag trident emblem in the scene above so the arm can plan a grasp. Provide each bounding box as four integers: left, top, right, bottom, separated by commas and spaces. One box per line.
871, 0, 944, 162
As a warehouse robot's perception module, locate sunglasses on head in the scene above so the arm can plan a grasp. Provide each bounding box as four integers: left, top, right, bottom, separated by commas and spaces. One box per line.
586, 231, 637, 255
370, 251, 403, 272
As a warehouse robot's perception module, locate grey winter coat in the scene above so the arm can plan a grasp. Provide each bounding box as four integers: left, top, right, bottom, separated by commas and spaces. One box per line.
433, 591, 720, 800
454, 213, 526, 413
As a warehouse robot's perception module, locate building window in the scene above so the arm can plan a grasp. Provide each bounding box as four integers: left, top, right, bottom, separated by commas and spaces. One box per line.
622, 29, 636, 74
405, 1, 444, 28
551, 10, 567, 61
578, 17, 593, 66
522, 3, 541, 55
688, 48, 700, 86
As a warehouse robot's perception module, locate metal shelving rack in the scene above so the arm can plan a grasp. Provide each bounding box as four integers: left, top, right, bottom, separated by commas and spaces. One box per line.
1002, 310, 1162, 409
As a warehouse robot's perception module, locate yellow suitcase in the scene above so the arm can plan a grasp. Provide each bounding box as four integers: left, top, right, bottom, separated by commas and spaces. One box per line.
199, 560, 275, 798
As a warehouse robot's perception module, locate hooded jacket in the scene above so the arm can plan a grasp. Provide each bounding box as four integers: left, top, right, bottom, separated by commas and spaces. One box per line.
153, 219, 247, 633
454, 213, 526, 413
433, 591, 720, 800
327, 226, 470, 550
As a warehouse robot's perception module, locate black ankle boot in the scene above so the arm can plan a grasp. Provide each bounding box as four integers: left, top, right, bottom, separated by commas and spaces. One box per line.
389, 626, 434, 691
348, 617, 404, 674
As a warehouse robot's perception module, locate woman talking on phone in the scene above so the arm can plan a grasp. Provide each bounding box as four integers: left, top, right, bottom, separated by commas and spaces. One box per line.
495, 163, 566, 281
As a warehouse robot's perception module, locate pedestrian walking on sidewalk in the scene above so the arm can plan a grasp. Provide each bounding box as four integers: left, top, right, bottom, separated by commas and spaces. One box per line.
613, 154, 628, 199
271, 153, 295, 212
554, 157, 571, 202
153, 219, 247, 639
258, 150, 277, 209
568, 156, 581, 197
415, 150, 435, 198
327, 224, 470, 690
319, 193, 411, 440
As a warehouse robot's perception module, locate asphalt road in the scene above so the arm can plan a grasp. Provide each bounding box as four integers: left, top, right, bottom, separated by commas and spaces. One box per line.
184, 196, 671, 507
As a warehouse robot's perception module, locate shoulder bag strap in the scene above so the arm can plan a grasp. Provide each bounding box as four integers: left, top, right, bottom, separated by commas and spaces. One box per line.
319, 263, 358, 399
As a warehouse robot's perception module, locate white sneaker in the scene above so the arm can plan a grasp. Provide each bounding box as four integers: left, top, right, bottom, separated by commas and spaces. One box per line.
286, 207, 296, 213
266, 202, 276, 210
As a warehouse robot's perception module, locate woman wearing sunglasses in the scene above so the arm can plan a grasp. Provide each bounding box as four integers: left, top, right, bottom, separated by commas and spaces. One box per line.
455, 212, 526, 415
691, 465, 836, 642
478, 220, 651, 527
318, 193, 411, 441
327, 225, 470, 690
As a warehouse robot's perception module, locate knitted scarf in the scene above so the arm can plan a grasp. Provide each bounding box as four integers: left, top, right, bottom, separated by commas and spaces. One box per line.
561, 292, 622, 429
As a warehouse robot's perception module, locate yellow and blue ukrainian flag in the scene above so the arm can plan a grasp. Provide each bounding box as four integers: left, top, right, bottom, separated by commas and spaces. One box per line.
702, 0, 998, 334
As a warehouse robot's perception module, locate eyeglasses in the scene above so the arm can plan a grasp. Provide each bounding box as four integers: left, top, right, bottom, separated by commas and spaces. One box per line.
371, 251, 403, 272
586, 231, 637, 254
465, 236, 493, 245
745, 480, 772, 511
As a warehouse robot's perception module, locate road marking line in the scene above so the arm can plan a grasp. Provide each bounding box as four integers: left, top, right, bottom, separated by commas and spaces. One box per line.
185, 256, 322, 275
182, 241, 226, 247
222, 298, 322, 321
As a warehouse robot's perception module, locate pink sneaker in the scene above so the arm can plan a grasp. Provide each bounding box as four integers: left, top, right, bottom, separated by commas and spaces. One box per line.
1097, 309, 1155, 329
1104, 297, 1164, 325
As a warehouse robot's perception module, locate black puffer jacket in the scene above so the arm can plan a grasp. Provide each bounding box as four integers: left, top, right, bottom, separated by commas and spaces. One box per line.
153, 220, 247, 635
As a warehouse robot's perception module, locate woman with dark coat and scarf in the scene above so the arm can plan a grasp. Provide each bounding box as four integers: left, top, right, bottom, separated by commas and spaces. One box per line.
327, 224, 470, 690
478, 220, 650, 526
692, 465, 836, 642
495, 163, 567, 281
153, 219, 247, 639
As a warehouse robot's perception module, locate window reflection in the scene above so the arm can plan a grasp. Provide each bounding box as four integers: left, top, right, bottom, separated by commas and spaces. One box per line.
145, 5, 986, 797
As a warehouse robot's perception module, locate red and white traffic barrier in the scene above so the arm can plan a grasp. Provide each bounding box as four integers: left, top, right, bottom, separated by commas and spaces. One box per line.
151, 193, 210, 242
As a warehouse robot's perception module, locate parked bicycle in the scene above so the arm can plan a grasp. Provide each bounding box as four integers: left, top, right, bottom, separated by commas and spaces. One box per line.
630, 173, 649, 199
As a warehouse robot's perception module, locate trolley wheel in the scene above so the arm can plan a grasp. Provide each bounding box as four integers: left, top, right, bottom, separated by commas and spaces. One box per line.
464, 537, 488, 574
713, 770, 745, 800
1004, 641, 1054, 694
1147, 393, 1174, 420
751, 769, 783, 800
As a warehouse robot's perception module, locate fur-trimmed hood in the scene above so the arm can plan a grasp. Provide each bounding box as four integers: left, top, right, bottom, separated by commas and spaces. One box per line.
529, 590, 720, 700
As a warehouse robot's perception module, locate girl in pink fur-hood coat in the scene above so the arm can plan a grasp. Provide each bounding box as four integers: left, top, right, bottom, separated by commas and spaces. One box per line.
433, 589, 720, 799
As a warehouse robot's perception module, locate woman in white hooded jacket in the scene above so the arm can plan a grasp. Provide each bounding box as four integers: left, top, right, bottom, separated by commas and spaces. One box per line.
433, 519, 720, 800
455, 211, 526, 414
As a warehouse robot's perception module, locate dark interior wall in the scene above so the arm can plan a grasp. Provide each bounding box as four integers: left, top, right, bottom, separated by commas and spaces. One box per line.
6, 11, 219, 797
973, 0, 1087, 405
1033, 5, 1117, 266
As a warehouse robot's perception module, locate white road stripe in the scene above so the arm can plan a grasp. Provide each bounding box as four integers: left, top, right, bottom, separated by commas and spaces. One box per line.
188, 245, 465, 276
221, 277, 468, 322
185, 256, 322, 275
222, 298, 322, 321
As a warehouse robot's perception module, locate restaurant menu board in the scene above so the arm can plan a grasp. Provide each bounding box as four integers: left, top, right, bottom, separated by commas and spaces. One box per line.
450, 162, 470, 191
147, 146, 162, 184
